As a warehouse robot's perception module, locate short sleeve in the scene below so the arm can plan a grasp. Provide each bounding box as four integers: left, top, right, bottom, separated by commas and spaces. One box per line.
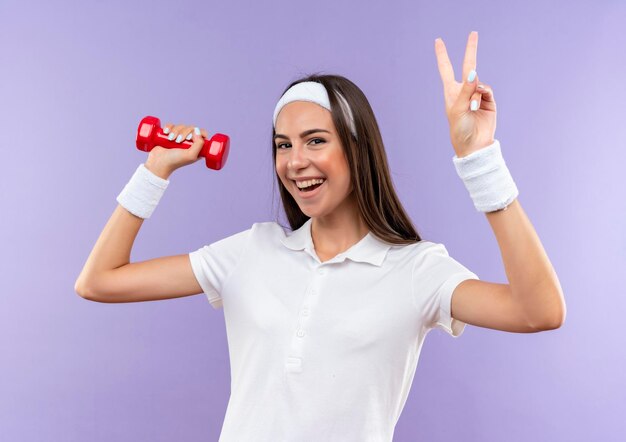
412, 242, 480, 338
188, 227, 252, 309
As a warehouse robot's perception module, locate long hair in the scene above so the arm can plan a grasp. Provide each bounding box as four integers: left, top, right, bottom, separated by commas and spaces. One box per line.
271, 73, 421, 245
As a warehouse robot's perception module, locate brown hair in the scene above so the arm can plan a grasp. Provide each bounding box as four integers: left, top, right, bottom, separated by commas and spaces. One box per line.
271, 73, 421, 245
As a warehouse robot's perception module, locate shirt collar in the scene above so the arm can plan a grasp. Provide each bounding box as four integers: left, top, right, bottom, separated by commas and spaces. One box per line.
280, 218, 392, 267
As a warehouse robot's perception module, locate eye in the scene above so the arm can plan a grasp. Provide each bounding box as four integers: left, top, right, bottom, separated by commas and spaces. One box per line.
275, 138, 325, 150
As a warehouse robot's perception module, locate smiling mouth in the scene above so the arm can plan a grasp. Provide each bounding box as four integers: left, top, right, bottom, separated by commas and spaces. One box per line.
293, 180, 325, 194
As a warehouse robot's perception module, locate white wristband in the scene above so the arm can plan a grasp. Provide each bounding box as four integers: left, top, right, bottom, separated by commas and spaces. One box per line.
452, 139, 519, 213
116, 163, 170, 219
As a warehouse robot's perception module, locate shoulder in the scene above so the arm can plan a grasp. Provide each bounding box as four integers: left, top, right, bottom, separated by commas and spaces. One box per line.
199, 221, 286, 257
249, 221, 288, 238
388, 239, 445, 260
373, 239, 444, 274
390, 240, 463, 275
239, 221, 292, 249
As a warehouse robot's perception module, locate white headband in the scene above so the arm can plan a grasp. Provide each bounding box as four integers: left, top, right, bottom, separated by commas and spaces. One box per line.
272, 81, 357, 139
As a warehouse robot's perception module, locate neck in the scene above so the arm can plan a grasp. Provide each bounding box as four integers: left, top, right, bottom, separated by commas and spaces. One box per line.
310, 194, 369, 258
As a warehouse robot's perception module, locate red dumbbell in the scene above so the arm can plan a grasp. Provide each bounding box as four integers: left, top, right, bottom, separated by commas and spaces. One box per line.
136, 115, 230, 170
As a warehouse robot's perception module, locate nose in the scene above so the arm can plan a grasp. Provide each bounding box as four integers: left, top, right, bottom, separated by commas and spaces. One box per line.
287, 143, 310, 170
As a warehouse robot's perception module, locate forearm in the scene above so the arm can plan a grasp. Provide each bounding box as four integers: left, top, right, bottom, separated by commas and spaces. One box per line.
75, 162, 171, 290
485, 198, 566, 328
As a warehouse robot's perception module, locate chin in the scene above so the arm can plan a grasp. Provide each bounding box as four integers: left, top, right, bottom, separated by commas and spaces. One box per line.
299, 207, 320, 218
298, 205, 328, 219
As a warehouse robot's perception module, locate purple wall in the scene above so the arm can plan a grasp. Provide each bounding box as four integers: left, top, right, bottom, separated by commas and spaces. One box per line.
1, 0, 624, 440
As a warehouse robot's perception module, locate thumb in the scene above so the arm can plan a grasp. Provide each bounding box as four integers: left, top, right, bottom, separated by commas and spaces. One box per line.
455, 69, 479, 112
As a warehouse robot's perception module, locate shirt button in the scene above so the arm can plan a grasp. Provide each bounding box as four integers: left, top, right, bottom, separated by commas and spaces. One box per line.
302, 309, 310, 316
296, 330, 305, 337
317, 268, 326, 275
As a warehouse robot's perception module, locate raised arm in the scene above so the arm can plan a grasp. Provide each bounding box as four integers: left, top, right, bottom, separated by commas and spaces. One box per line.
75, 123, 209, 302
434, 32, 565, 332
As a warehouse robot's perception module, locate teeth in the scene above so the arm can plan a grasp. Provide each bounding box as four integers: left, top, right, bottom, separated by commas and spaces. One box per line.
296, 178, 325, 189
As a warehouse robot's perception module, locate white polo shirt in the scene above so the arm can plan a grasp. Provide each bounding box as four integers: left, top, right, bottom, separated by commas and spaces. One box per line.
189, 218, 479, 442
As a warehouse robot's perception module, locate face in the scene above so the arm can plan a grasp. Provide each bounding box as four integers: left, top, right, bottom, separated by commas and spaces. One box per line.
274, 101, 353, 219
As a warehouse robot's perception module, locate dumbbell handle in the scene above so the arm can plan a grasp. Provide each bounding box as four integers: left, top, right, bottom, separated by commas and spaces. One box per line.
136, 115, 230, 170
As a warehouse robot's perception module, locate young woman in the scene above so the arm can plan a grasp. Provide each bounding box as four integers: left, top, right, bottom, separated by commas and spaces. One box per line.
76, 31, 565, 442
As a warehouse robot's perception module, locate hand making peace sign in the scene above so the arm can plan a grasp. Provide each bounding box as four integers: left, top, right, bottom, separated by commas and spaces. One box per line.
435, 31, 496, 158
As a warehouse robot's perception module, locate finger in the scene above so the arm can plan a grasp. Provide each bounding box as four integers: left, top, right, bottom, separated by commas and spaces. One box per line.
469, 92, 482, 112
172, 125, 193, 144
477, 82, 494, 101
476, 82, 496, 111
462, 31, 478, 82
162, 122, 172, 134
454, 69, 479, 112
180, 126, 195, 142
200, 128, 209, 138
434, 38, 456, 89
167, 124, 184, 141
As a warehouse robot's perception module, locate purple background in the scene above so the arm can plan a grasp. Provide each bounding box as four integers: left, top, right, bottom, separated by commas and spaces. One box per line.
1, 0, 624, 440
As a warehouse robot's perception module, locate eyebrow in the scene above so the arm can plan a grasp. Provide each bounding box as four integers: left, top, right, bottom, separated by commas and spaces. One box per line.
273, 128, 331, 141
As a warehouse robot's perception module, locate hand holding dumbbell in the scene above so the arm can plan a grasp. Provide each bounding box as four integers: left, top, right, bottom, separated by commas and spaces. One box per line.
136, 116, 230, 171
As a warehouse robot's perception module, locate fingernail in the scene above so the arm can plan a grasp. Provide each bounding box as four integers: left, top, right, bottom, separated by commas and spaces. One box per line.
186, 133, 192, 140
176, 134, 183, 143
194, 127, 200, 135
163, 127, 170, 134
478, 84, 484, 89
168, 133, 175, 141
470, 100, 478, 111
467, 70, 476, 82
